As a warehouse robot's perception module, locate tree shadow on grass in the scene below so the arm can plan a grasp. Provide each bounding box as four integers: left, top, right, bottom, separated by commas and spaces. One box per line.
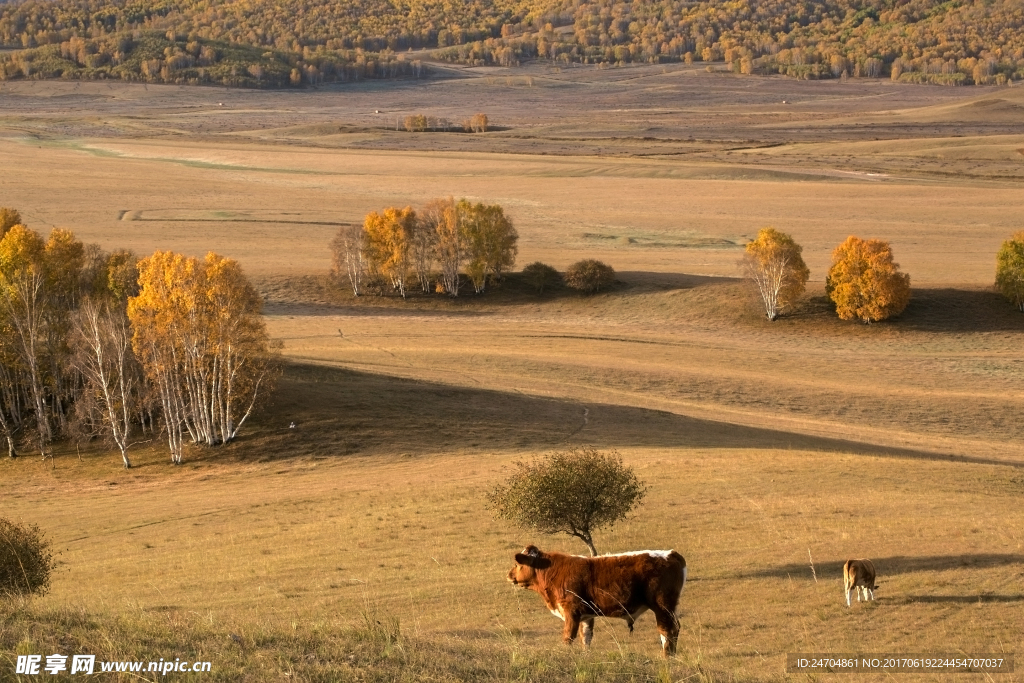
898, 288, 1024, 333
736, 554, 1024, 581
223, 363, 1023, 469
887, 594, 1024, 605
259, 271, 742, 320
614, 272, 739, 292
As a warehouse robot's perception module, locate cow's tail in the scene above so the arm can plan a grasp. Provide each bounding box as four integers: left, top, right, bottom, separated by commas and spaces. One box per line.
670, 550, 687, 596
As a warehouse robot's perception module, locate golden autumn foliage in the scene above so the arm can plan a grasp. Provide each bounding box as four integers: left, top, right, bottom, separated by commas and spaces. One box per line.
826, 236, 911, 323
1, 0, 1022, 86
994, 231, 1024, 312
424, 197, 464, 296
742, 227, 809, 321
0, 210, 276, 468
128, 251, 279, 463
466, 113, 488, 133
0, 208, 21, 237
349, 198, 517, 298
363, 207, 416, 298
0, 224, 86, 452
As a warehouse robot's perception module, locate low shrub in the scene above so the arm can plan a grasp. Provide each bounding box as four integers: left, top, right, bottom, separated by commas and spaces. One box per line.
521, 262, 562, 294
0, 517, 55, 598
564, 259, 615, 294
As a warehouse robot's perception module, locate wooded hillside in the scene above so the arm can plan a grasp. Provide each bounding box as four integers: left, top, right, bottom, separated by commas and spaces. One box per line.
1, 0, 1020, 86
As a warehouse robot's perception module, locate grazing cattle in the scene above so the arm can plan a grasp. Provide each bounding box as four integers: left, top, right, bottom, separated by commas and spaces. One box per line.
843, 558, 878, 607
507, 545, 687, 656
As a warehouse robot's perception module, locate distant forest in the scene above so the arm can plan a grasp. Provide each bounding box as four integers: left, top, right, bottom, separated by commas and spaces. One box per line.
0, 0, 1021, 87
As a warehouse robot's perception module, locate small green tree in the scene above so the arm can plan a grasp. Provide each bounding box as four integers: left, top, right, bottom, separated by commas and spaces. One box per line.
0, 518, 54, 598
564, 259, 615, 294
460, 200, 518, 294
487, 446, 648, 556
995, 231, 1024, 311
521, 261, 561, 294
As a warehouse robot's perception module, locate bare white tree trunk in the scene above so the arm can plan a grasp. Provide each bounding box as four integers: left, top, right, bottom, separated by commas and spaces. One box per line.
0, 269, 52, 451
429, 198, 463, 296
74, 300, 142, 468
744, 252, 791, 320
330, 224, 365, 296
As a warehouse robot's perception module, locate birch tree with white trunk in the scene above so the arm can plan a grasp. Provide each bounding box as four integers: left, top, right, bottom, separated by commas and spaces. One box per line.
330, 224, 365, 296
73, 298, 143, 468
741, 227, 810, 321
128, 251, 279, 464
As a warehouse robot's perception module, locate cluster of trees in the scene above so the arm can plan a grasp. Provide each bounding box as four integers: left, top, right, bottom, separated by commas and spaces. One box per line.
402, 112, 488, 133
0, 29, 426, 87
744, 227, 911, 323
438, 0, 1024, 85
2, 0, 1021, 86
0, 208, 277, 467
331, 198, 518, 298
748, 227, 1024, 322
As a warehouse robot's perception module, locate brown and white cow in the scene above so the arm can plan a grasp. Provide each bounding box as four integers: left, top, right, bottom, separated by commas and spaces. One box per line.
843, 558, 878, 607
507, 545, 687, 656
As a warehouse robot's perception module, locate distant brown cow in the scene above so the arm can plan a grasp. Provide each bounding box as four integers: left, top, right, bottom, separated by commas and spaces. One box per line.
843, 558, 878, 607
507, 545, 687, 656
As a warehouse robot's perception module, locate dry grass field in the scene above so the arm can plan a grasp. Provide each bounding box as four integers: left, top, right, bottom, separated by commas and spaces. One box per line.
2, 65, 1024, 681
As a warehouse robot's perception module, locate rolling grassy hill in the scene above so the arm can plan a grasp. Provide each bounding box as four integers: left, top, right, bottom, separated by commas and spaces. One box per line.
3, 275, 1023, 681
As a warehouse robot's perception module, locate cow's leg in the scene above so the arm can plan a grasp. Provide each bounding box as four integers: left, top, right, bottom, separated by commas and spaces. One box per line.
580, 617, 595, 648
562, 612, 581, 646
866, 587, 875, 602
653, 608, 680, 657
845, 587, 853, 607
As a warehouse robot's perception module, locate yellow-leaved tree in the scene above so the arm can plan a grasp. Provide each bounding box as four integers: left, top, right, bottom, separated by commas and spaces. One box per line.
128, 251, 279, 464
826, 236, 911, 323
0, 225, 85, 454
363, 207, 416, 298
0, 207, 21, 238
425, 197, 463, 296
741, 227, 810, 320
995, 231, 1024, 312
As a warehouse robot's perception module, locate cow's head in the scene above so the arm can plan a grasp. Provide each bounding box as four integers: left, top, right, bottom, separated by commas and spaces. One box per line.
508, 545, 551, 587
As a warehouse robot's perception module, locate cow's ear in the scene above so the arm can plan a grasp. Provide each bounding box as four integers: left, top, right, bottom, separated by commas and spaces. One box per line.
515, 546, 550, 569
515, 545, 542, 566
